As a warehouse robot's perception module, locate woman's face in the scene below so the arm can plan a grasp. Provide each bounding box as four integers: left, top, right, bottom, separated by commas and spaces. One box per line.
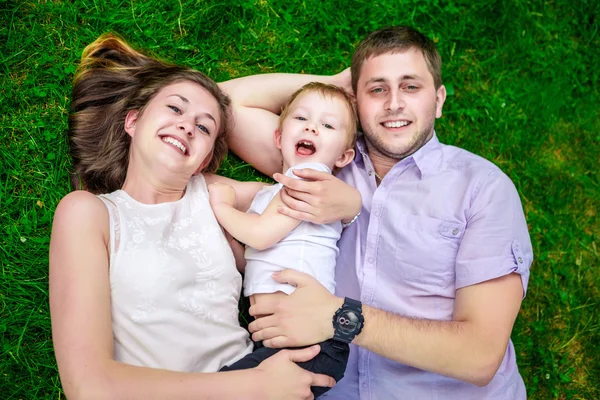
125, 81, 221, 180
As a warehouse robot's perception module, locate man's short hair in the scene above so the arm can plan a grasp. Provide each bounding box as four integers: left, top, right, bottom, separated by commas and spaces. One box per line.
351, 26, 442, 92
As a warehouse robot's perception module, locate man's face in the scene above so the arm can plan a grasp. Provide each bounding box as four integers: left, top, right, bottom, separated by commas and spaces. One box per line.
355, 49, 446, 162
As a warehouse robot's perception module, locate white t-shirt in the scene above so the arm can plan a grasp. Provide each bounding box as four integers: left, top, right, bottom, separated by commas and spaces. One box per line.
244, 163, 342, 296
98, 175, 252, 373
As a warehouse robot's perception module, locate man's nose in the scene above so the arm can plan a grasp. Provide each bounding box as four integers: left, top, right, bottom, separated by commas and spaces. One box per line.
386, 91, 405, 112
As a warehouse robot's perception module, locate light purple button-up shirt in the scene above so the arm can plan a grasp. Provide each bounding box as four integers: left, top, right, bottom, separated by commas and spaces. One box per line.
324, 134, 532, 400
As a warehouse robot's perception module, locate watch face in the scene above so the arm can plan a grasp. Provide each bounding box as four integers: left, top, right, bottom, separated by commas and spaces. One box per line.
336, 310, 362, 335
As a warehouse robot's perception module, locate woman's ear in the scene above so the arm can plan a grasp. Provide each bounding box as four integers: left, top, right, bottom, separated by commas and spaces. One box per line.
124, 110, 139, 137
334, 148, 355, 169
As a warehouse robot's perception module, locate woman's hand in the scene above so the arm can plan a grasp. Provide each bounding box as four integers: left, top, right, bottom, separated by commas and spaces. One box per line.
274, 169, 362, 225
255, 345, 335, 400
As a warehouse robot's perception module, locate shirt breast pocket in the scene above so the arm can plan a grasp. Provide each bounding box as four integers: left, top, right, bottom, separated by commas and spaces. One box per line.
394, 214, 464, 288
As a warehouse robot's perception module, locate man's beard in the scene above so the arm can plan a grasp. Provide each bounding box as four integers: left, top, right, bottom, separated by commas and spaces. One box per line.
362, 114, 435, 162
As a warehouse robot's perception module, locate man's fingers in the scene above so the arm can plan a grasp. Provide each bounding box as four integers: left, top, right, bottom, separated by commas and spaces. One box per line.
273, 173, 311, 193
291, 168, 331, 181
311, 373, 336, 389
285, 345, 321, 363
248, 300, 278, 319
273, 269, 315, 288
251, 326, 281, 342
263, 335, 292, 349
276, 205, 318, 223
282, 187, 313, 205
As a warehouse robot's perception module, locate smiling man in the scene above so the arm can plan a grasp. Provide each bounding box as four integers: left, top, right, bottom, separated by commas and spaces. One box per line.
220, 26, 533, 399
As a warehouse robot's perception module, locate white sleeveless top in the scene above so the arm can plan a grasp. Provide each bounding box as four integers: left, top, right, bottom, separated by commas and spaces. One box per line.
244, 163, 342, 296
98, 175, 252, 372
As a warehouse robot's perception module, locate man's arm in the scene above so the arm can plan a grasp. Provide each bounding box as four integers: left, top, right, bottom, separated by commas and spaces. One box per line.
208, 183, 301, 251
219, 70, 350, 176
247, 270, 523, 387
247, 171, 532, 386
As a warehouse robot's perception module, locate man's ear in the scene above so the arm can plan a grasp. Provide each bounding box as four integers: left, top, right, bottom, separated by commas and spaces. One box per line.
435, 85, 447, 119
124, 110, 139, 137
273, 129, 282, 150
194, 149, 214, 175
334, 148, 355, 169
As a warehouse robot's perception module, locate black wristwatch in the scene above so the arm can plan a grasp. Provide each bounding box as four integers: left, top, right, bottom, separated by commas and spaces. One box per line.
332, 297, 364, 344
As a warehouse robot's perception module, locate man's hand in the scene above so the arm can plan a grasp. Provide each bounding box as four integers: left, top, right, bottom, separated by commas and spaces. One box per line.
255, 345, 336, 400
331, 67, 353, 98
248, 269, 344, 348
208, 182, 237, 208
274, 169, 361, 225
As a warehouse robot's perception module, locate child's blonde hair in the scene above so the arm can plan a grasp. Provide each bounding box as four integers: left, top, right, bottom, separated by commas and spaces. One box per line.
278, 82, 357, 150
69, 33, 231, 194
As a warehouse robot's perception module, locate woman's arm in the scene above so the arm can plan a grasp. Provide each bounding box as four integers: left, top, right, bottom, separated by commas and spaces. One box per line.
208, 183, 301, 251
49, 191, 332, 400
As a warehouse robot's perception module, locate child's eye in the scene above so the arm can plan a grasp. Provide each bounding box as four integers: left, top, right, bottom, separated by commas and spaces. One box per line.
295, 116, 307, 121
323, 123, 334, 130
197, 124, 210, 135
168, 105, 181, 113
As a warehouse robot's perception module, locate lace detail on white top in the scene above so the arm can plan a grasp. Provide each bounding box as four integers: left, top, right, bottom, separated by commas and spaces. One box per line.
97, 175, 252, 372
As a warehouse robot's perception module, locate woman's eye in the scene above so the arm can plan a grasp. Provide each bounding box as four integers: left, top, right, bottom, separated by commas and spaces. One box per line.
168, 105, 181, 113
197, 124, 210, 134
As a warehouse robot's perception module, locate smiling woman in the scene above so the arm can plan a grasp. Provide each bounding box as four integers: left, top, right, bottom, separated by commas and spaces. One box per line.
48, 33, 335, 400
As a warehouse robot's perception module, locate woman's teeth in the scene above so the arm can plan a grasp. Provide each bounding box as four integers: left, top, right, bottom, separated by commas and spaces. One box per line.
162, 137, 187, 154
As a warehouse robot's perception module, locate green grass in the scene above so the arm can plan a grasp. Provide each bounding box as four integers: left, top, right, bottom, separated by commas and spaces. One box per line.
1, 0, 598, 398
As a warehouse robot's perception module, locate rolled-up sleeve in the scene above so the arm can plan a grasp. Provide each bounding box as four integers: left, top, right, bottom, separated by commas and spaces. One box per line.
455, 169, 533, 296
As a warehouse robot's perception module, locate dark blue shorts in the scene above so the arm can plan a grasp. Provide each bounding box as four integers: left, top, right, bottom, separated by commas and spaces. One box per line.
220, 339, 349, 397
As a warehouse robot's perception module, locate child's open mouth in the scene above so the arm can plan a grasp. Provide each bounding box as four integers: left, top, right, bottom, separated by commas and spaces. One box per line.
296, 140, 316, 156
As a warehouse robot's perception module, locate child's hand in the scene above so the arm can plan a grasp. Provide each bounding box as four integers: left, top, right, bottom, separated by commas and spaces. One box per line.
208, 182, 237, 208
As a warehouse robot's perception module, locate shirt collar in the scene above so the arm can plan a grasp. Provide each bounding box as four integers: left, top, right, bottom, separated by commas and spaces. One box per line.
354, 131, 443, 179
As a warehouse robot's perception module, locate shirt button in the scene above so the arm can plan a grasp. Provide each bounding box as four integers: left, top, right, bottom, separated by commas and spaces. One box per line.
518, 257, 523, 263
452, 228, 459, 235
362, 382, 368, 388
368, 171, 373, 176
368, 257, 375, 264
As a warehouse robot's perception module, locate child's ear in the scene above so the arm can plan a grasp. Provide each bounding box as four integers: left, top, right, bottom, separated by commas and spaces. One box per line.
273, 129, 283, 150
334, 148, 355, 169
194, 150, 214, 175
124, 110, 139, 137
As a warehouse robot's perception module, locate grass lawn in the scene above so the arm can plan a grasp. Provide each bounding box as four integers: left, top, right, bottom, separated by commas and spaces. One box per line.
1, 0, 598, 398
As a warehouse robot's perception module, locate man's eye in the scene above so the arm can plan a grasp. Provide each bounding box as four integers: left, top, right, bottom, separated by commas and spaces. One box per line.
168, 105, 181, 113
323, 123, 334, 130
371, 87, 384, 94
197, 124, 210, 134
406, 85, 418, 90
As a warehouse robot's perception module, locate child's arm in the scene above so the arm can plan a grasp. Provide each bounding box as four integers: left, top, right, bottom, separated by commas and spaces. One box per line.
204, 173, 267, 212
208, 183, 301, 251
49, 191, 332, 400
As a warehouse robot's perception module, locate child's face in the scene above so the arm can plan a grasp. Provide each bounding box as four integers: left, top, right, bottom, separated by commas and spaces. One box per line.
125, 81, 220, 178
276, 91, 354, 171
